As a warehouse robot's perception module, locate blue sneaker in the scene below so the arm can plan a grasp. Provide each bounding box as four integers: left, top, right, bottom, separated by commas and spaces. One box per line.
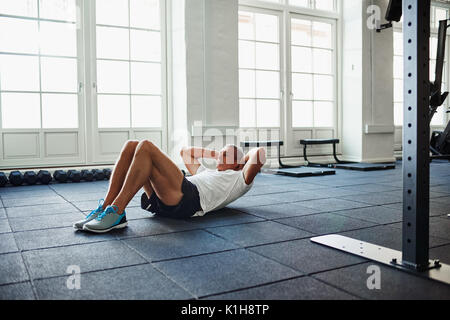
73, 199, 105, 230
83, 205, 127, 233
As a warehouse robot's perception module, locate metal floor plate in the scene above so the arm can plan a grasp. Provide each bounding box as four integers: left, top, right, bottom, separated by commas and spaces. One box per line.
311, 235, 450, 285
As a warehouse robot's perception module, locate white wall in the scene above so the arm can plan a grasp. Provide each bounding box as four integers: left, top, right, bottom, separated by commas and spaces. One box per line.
172, 0, 239, 153
170, 0, 189, 163
342, 0, 364, 161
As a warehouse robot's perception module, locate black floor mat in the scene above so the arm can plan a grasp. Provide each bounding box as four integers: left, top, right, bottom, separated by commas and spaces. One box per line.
265, 167, 336, 178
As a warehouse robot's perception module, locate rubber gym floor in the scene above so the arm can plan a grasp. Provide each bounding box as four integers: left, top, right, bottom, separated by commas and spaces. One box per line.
0, 161, 449, 300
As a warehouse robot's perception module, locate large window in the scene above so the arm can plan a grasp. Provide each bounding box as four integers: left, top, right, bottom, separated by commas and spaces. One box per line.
95, 0, 163, 129
238, 4, 336, 129
290, 16, 335, 128
238, 0, 338, 158
0, 0, 165, 168
0, 0, 79, 129
238, 10, 281, 128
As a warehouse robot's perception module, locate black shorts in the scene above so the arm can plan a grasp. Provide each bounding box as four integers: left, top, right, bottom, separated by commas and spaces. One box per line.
140, 175, 202, 219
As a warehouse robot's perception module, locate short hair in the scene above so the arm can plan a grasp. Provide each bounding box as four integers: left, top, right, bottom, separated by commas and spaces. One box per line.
224, 144, 245, 164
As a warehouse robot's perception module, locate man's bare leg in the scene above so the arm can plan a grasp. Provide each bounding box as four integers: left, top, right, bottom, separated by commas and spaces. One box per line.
112, 140, 185, 214
143, 179, 154, 198
103, 140, 140, 209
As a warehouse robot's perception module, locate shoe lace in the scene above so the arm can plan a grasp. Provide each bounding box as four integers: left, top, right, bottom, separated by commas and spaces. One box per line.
97, 205, 119, 221
86, 199, 105, 219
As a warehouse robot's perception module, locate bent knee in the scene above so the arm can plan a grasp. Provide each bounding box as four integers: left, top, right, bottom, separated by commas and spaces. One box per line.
122, 140, 139, 154
136, 140, 158, 155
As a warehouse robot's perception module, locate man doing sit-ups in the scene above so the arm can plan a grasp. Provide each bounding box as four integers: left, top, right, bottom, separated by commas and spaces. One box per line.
74, 140, 266, 233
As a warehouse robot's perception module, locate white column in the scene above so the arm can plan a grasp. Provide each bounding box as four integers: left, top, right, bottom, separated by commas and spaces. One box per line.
342, 0, 396, 163
170, 0, 239, 154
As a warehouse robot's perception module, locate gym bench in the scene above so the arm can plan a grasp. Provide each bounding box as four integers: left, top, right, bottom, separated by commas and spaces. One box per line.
240, 141, 297, 168
240, 140, 336, 177
300, 139, 342, 166
300, 139, 396, 171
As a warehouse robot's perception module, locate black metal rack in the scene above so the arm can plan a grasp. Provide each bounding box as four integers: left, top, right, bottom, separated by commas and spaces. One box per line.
311, 0, 450, 285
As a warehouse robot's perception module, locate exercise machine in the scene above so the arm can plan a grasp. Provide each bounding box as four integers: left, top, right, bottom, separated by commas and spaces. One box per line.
429, 19, 450, 161
312, 0, 450, 285
240, 141, 336, 178
376, 0, 450, 162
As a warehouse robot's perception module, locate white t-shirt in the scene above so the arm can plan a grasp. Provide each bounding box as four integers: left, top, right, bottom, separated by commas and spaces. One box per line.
187, 164, 253, 217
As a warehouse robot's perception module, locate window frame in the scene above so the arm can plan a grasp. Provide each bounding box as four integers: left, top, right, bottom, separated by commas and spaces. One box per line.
88, 0, 168, 163
288, 12, 338, 129
238, 5, 284, 129
237, 0, 340, 159
0, 0, 168, 168
0, 0, 84, 131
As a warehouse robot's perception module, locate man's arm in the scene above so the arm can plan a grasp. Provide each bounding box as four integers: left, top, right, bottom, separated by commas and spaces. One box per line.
242, 147, 266, 185
180, 147, 218, 176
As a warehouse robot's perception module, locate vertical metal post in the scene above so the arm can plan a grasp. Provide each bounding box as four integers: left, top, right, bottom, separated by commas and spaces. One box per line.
402, 0, 431, 270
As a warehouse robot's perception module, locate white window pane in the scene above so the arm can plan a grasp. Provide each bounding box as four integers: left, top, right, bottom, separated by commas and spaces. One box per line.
314, 101, 333, 127
292, 101, 313, 127
394, 79, 403, 102
239, 70, 255, 98
291, 19, 311, 47
39, 0, 77, 21
0, 55, 40, 91
292, 73, 313, 100
314, 75, 333, 101
394, 32, 403, 55
255, 43, 279, 70
239, 11, 255, 41
97, 60, 130, 94
429, 59, 435, 82
435, 8, 447, 29
96, 26, 129, 60
315, 0, 334, 11
394, 102, 403, 126
394, 56, 403, 79
313, 48, 333, 74
313, 22, 332, 48
131, 30, 161, 62
1, 93, 40, 128
239, 99, 256, 128
96, 0, 129, 27
131, 95, 162, 127
0, 0, 37, 17
42, 94, 78, 128
256, 71, 280, 99
239, 40, 255, 69
289, 0, 309, 8
291, 46, 312, 73
131, 62, 161, 94
97, 95, 130, 128
40, 21, 77, 56
130, 0, 160, 30
430, 37, 438, 59
41, 57, 78, 92
0, 18, 39, 53
255, 13, 278, 43
431, 107, 445, 126
257, 100, 280, 127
